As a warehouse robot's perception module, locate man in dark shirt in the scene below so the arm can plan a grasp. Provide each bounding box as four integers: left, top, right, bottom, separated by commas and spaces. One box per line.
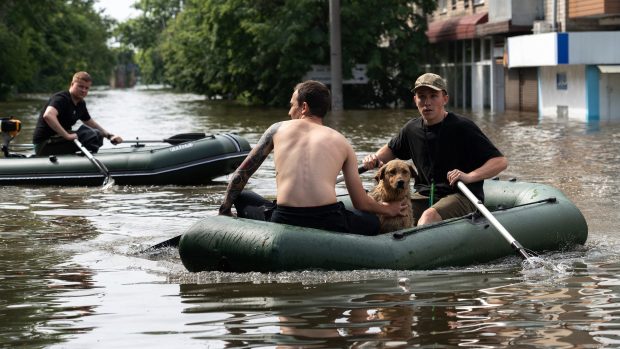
32, 71, 123, 155
363, 73, 508, 226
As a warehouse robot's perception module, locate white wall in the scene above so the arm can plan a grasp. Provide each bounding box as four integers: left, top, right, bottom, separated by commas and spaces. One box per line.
488, 0, 543, 25
508, 32, 620, 68
508, 33, 557, 68
569, 32, 620, 65
539, 65, 588, 121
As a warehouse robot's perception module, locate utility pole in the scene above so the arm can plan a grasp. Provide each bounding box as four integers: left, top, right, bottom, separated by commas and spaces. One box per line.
329, 0, 343, 111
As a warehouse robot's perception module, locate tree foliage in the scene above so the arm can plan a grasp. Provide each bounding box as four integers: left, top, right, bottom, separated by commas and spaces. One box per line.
114, 0, 182, 85
0, 0, 115, 100
115, 0, 436, 107
157, 0, 436, 107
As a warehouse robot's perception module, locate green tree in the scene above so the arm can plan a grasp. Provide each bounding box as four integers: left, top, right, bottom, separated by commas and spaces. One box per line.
114, 0, 182, 85
0, 21, 30, 99
118, 0, 435, 106
0, 0, 115, 100
341, 0, 436, 107
159, 0, 333, 105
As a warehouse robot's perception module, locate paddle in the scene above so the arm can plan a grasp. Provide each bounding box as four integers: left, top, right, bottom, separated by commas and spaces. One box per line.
73, 139, 114, 188
140, 234, 181, 253
457, 181, 535, 262
141, 164, 370, 253
129, 132, 208, 145
9, 132, 209, 150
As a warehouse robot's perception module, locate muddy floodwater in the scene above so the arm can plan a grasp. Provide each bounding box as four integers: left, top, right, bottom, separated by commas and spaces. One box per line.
1, 86, 619, 348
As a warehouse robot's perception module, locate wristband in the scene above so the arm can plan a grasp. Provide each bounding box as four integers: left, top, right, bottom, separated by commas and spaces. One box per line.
106, 134, 113, 140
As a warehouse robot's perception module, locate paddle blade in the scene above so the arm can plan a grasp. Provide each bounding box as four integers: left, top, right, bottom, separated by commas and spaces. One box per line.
74, 139, 114, 189
141, 235, 181, 253
164, 133, 206, 145
102, 176, 115, 190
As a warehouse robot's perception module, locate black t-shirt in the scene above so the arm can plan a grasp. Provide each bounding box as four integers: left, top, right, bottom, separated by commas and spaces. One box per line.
387, 112, 503, 201
32, 90, 91, 143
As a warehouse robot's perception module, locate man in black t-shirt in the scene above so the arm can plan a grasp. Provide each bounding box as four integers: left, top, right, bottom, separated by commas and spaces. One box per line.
363, 73, 508, 226
32, 71, 123, 155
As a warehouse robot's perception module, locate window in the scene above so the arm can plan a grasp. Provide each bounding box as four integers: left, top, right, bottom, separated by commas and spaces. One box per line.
452, 0, 457, 9
439, 0, 447, 13
473, 0, 484, 5
556, 73, 568, 90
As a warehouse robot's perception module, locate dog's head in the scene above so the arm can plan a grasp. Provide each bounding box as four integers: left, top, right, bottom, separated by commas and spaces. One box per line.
374, 160, 418, 190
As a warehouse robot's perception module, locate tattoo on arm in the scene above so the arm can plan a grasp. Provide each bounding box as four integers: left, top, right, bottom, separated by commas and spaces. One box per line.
219, 122, 281, 214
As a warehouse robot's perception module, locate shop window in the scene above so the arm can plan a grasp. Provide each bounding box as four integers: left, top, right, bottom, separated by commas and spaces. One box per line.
557, 73, 568, 90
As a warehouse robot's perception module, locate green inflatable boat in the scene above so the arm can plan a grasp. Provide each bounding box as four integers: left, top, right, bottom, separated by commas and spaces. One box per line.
178, 180, 588, 272
0, 133, 250, 186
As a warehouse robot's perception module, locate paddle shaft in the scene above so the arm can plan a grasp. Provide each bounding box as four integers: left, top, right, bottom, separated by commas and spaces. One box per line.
10, 139, 194, 147
457, 181, 532, 261
336, 164, 368, 184
73, 139, 113, 186
10, 132, 208, 149
143, 164, 369, 253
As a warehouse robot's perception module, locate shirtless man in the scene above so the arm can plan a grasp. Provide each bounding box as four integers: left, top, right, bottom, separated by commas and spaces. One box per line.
219, 80, 406, 235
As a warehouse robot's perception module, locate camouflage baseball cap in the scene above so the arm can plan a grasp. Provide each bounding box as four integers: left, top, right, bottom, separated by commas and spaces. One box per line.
412, 73, 447, 93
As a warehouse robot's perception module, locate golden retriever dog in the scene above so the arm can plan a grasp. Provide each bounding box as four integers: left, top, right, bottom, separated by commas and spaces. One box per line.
368, 160, 417, 233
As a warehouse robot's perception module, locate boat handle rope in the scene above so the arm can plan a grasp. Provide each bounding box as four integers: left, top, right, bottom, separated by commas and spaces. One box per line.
392, 196, 557, 240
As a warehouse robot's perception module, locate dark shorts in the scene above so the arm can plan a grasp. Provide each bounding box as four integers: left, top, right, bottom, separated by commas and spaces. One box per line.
34, 125, 103, 156
411, 192, 476, 224
34, 136, 78, 156
234, 190, 380, 235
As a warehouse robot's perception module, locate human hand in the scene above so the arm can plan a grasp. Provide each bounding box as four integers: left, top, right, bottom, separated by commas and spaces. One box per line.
363, 154, 383, 170
218, 204, 233, 216
109, 135, 123, 145
447, 169, 470, 186
384, 199, 409, 217
64, 133, 78, 141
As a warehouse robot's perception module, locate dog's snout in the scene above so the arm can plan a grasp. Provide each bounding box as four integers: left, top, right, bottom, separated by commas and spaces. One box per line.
397, 180, 405, 189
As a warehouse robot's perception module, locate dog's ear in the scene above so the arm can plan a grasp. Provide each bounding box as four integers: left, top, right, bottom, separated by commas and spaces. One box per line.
374, 164, 387, 183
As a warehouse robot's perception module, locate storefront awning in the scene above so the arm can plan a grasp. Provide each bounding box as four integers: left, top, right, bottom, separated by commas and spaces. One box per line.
598, 65, 620, 73
426, 12, 488, 43
476, 19, 533, 36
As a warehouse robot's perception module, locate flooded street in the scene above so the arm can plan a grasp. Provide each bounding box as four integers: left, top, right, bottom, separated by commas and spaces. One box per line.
1, 86, 619, 348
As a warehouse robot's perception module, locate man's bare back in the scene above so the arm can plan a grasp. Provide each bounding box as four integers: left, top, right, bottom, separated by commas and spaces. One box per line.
273, 118, 349, 206
219, 80, 406, 228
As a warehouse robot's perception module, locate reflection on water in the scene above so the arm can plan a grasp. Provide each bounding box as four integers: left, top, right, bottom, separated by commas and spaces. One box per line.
175, 264, 620, 348
1, 86, 619, 348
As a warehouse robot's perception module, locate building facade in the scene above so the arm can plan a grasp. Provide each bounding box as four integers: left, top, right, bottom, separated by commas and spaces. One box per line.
423, 0, 620, 122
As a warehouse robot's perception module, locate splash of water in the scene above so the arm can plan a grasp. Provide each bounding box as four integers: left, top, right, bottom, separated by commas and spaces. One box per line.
520, 256, 571, 277
102, 177, 115, 190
